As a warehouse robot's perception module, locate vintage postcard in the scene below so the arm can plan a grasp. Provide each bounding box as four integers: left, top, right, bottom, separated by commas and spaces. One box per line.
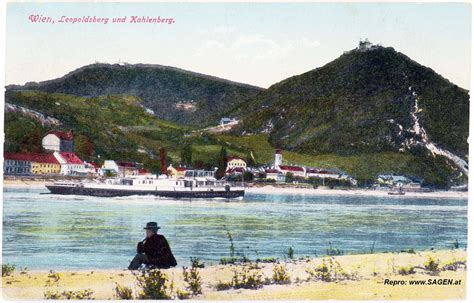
1, 0, 470, 301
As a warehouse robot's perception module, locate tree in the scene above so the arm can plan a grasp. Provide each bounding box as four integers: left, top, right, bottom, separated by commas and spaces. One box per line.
20, 126, 43, 153
216, 147, 227, 179
75, 134, 94, 161
243, 171, 254, 181
246, 151, 256, 167
285, 172, 294, 183
180, 144, 193, 166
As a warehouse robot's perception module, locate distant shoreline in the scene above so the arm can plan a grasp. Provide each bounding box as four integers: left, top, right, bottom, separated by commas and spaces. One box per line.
246, 185, 468, 199
3, 178, 468, 199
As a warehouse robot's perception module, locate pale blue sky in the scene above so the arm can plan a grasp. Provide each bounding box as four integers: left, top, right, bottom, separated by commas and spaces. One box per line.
5, 2, 472, 89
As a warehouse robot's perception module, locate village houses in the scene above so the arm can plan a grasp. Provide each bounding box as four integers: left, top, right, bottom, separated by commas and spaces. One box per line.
100, 160, 143, 177
4, 152, 61, 175
4, 130, 88, 176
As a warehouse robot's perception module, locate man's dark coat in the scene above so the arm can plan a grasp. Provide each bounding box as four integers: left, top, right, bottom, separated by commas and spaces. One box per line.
137, 234, 177, 268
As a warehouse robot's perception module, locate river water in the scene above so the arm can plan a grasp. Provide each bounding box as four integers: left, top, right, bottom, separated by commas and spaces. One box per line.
2, 187, 467, 270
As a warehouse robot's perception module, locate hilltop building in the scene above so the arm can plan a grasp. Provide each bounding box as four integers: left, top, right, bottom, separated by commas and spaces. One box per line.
220, 117, 237, 126
42, 130, 74, 152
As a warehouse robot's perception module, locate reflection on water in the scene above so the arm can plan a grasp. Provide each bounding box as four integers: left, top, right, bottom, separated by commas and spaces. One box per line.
2, 187, 467, 270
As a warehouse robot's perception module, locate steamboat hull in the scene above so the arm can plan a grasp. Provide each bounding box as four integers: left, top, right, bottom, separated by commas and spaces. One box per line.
45, 185, 245, 199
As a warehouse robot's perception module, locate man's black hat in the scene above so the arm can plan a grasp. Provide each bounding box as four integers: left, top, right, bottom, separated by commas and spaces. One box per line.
144, 222, 161, 230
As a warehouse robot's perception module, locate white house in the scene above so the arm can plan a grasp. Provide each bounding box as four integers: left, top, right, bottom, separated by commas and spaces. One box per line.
220, 117, 236, 126
306, 168, 341, 179
101, 160, 120, 175
42, 130, 74, 152
53, 152, 86, 175
279, 165, 306, 177
265, 169, 285, 182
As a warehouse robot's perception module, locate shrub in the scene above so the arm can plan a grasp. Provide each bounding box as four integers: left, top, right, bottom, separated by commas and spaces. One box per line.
272, 263, 291, 284
424, 256, 440, 275
43, 290, 61, 300
44, 289, 94, 300
220, 257, 239, 265
114, 283, 133, 300
176, 289, 191, 300
47, 271, 60, 282
216, 264, 266, 291
256, 257, 277, 263
441, 259, 466, 271
398, 265, 415, 275
190, 257, 205, 268
61, 289, 94, 300
232, 265, 265, 289
306, 258, 356, 282
326, 242, 344, 256
220, 256, 251, 265
287, 247, 294, 260
182, 259, 203, 296
135, 269, 173, 299
224, 225, 235, 258
2, 263, 15, 277
215, 281, 233, 291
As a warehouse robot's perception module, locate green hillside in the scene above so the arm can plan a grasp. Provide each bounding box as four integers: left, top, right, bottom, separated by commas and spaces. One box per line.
237, 45, 469, 159
4, 44, 468, 186
7, 63, 262, 126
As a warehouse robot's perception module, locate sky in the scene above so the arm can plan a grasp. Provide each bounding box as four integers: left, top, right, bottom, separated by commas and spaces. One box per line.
5, 2, 472, 89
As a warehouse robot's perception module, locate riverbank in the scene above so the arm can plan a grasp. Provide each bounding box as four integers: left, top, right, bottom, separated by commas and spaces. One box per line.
2, 249, 466, 300
3, 179, 468, 198
247, 185, 468, 199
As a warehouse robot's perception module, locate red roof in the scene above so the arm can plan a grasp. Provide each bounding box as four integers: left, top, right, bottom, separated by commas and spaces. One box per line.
226, 167, 244, 174
59, 152, 83, 164
279, 165, 305, 172
138, 169, 150, 174
306, 168, 336, 174
265, 169, 280, 174
48, 130, 74, 140
275, 149, 282, 154
4, 152, 59, 164
175, 167, 187, 172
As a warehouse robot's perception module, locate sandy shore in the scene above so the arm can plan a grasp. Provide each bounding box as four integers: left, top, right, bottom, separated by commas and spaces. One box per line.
3, 179, 57, 189
3, 179, 468, 199
2, 249, 466, 300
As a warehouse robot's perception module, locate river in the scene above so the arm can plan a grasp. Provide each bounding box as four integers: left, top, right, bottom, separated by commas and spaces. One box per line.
2, 187, 467, 270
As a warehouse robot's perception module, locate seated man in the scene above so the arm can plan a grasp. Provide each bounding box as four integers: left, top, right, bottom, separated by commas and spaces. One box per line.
128, 222, 177, 270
